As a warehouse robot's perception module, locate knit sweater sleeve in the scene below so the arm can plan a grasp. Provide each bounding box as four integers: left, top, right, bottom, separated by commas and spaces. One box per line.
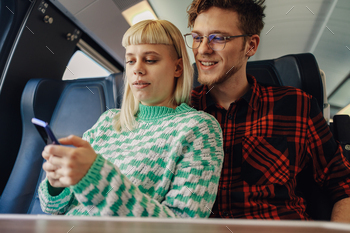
38, 179, 77, 215
70, 112, 224, 218
38, 113, 108, 215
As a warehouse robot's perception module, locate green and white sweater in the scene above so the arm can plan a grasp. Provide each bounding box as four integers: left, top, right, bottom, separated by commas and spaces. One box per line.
38, 103, 223, 218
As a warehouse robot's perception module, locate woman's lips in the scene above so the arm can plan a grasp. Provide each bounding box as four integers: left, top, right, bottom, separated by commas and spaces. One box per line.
133, 82, 150, 89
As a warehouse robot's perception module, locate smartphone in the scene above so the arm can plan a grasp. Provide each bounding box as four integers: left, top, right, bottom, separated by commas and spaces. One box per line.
31, 118, 60, 145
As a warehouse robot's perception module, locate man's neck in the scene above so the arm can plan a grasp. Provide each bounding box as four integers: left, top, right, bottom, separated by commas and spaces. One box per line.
209, 72, 250, 110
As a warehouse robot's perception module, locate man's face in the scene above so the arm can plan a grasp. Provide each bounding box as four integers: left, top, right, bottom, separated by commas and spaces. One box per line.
192, 7, 247, 86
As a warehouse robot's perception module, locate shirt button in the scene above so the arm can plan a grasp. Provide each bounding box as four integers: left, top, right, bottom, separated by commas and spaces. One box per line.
224, 149, 229, 154
223, 212, 229, 216
345, 144, 350, 151
222, 186, 227, 190
227, 115, 233, 120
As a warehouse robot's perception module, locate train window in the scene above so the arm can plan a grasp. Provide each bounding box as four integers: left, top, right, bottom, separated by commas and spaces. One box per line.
337, 104, 350, 116
62, 50, 111, 80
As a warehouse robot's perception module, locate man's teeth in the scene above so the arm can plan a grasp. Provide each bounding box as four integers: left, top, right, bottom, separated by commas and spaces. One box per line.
201, 61, 216, 66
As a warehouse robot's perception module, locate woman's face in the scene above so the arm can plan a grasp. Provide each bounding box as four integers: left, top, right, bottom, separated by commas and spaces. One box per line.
125, 44, 183, 109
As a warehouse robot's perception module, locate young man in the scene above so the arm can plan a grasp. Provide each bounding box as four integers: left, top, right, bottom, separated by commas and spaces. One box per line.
187, 0, 350, 221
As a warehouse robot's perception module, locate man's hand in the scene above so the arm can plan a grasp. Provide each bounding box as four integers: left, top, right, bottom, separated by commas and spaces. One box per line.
331, 197, 350, 222
42, 135, 97, 188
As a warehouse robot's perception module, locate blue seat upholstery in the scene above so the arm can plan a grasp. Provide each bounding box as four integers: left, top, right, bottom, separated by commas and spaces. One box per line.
0, 74, 122, 214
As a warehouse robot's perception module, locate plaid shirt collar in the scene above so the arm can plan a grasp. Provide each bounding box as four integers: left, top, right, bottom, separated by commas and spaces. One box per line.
198, 74, 260, 111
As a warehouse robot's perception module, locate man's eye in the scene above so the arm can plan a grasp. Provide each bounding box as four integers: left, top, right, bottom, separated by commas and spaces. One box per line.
192, 34, 202, 42
212, 35, 225, 43
126, 61, 135, 65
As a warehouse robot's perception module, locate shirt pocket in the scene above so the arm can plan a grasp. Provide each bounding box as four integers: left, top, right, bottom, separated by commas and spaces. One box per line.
241, 136, 290, 186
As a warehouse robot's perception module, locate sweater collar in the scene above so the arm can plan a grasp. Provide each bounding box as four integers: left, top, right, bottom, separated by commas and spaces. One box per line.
136, 103, 195, 120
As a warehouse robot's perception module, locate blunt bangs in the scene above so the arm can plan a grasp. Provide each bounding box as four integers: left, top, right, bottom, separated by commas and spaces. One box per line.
122, 20, 174, 48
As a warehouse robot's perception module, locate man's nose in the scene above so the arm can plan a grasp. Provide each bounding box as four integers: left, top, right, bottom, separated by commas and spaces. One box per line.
197, 37, 214, 55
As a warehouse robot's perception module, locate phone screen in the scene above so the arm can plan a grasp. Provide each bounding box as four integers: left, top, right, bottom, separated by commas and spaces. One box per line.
32, 118, 60, 145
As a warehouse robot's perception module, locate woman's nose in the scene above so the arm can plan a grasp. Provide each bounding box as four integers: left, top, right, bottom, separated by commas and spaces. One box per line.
133, 64, 145, 75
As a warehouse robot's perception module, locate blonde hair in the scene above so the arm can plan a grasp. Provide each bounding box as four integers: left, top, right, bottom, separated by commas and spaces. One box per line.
114, 20, 193, 133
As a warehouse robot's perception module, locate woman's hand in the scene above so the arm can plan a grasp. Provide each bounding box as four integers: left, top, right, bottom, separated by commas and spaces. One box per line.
42, 135, 97, 188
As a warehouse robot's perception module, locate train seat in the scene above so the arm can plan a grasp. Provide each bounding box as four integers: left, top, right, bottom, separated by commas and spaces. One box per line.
0, 74, 122, 214
193, 53, 334, 220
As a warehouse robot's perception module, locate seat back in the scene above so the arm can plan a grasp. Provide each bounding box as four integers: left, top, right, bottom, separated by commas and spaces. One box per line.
193, 53, 332, 220
193, 53, 325, 114
247, 54, 331, 220
0, 74, 121, 214
332, 115, 350, 161
246, 53, 324, 114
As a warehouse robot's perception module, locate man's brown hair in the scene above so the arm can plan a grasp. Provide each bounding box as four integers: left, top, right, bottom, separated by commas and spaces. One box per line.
187, 0, 266, 36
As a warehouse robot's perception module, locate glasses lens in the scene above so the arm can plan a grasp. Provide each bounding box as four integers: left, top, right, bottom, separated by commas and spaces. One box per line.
185, 33, 201, 49
208, 34, 225, 51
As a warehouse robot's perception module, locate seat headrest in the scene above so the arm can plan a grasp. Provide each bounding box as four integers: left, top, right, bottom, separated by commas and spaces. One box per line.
192, 53, 324, 112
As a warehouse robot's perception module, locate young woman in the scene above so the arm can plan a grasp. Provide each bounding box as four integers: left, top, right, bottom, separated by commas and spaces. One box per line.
38, 20, 223, 218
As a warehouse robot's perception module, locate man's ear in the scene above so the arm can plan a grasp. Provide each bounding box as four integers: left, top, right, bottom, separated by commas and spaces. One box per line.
245, 34, 260, 58
174, 58, 183, 78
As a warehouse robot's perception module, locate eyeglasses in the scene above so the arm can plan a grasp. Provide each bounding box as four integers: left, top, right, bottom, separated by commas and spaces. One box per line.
183, 33, 252, 51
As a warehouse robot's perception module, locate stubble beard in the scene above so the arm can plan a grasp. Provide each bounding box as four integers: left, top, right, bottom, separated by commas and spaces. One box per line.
197, 45, 246, 87
198, 57, 244, 87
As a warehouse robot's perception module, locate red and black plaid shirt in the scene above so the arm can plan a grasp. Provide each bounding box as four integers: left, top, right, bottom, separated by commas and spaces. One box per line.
191, 75, 350, 220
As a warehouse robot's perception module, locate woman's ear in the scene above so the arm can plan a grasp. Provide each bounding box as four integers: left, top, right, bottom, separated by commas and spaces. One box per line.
174, 58, 183, 78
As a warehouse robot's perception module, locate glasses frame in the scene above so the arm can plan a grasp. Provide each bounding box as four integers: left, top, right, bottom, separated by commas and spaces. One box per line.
183, 33, 253, 51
